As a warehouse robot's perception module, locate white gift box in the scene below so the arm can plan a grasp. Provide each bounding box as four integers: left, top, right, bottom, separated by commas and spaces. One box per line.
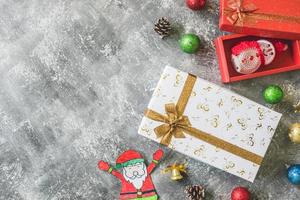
138, 66, 282, 182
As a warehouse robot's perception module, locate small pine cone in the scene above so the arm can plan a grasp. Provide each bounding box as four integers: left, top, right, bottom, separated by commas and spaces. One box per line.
185, 185, 205, 200
154, 17, 172, 39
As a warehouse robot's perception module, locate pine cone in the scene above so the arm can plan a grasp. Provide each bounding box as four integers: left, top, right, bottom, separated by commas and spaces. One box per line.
154, 17, 171, 39
185, 185, 205, 200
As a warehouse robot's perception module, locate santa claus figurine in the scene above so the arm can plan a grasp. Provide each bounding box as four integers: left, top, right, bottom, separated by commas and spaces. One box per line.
231, 39, 288, 74
98, 149, 164, 200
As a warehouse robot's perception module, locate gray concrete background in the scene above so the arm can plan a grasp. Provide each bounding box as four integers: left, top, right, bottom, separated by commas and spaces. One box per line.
0, 0, 300, 199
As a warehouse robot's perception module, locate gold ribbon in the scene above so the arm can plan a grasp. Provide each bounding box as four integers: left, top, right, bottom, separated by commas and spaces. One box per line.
224, 0, 300, 26
144, 74, 263, 165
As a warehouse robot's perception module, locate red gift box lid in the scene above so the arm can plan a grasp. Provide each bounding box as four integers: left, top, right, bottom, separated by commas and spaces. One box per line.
219, 0, 300, 40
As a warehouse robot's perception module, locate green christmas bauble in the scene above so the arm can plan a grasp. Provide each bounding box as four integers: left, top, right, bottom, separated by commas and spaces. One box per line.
263, 85, 284, 104
179, 34, 200, 54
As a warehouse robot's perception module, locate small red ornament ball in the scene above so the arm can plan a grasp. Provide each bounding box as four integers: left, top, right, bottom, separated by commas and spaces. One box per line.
186, 0, 206, 10
231, 187, 250, 200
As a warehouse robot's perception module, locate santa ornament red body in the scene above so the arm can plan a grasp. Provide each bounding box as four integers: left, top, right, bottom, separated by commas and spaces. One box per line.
98, 149, 164, 200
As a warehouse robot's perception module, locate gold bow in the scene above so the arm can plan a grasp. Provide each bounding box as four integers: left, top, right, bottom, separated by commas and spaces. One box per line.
146, 103, 191, 146
144, 73, 263, 165
226, 0, 257, 25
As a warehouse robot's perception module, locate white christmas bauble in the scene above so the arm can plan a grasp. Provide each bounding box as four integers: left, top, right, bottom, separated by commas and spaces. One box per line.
231, 47, 262, 74
257, 40, 276, 65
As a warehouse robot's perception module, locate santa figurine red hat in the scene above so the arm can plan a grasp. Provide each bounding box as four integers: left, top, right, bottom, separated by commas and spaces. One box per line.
231, 39, 288, 74
98, 149, 164, 200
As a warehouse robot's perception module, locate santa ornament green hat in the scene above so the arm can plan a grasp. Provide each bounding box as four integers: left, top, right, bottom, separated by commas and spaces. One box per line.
115, 149, 144, 169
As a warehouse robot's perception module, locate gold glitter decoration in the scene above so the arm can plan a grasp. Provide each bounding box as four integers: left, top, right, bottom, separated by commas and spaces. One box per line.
294, 101, 300, 113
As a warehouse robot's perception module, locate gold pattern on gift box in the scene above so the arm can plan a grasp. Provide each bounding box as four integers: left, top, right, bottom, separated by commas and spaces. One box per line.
226, 123, 233, 131
237, 118, 248, 130
225, 111, 231, 119
231, 96, 243, 106
210, 115, 220, 128
224, 160, 235, 170
237, 169, 246, 176
140, 125, 151, 136
162, 73, 170, 80
197, 103, 209, 112
256, 123, 262, 130
203, 86, 212, 92
174, 73, 182, 87
194, 145, 206, 157
258, 107, 265, 120
247, 133, 255, 146
154, 87, 162, 97
260, 138, 266, 147
218, 99, 224, 107
267, 125, 275, 133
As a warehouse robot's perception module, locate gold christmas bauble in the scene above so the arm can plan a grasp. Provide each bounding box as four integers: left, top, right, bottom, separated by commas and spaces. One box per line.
289, 123, 300, 144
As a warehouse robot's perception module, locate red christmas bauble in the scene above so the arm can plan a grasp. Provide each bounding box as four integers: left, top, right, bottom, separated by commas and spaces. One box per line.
186, 0, 206, 10
231, 187, 250, 200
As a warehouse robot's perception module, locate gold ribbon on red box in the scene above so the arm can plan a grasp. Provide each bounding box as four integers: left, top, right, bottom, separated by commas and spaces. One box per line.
224, 0, 300, 26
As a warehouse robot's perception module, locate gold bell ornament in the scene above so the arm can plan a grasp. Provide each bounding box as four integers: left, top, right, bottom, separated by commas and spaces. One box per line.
162, 161, 187, 181
289, 123, 300, 144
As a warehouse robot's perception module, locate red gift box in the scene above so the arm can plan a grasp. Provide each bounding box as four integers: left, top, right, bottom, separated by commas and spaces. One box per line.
219, 0, 300, 40
214, 34, 300, 83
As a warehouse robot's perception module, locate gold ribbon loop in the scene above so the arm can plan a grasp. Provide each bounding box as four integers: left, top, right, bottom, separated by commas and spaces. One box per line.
225, 0, 258, 25
145, 103, 192, 146
144, 73, 263, 165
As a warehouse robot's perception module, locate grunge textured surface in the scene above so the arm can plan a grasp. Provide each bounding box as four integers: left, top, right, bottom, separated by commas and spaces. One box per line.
0, 0, 299, 199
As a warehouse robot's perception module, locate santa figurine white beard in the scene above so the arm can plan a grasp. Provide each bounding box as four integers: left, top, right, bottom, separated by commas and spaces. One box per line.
231, 40, 288, 74
123, 162, 148, 189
